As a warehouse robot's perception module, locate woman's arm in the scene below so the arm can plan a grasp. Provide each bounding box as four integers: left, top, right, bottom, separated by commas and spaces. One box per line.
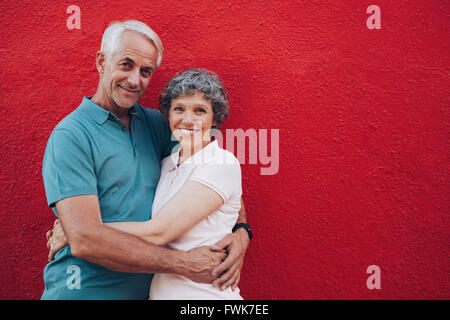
46, 181, 226, 256
107, 180, 224, 246
45, 195, 227, 284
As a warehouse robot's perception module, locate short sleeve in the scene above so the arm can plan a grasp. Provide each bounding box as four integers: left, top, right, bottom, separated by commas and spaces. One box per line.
42, 129, 98, 208
189, 158, 242, 203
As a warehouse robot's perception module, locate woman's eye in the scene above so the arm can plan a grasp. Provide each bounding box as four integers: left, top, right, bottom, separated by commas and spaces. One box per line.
196, 109, 206, 113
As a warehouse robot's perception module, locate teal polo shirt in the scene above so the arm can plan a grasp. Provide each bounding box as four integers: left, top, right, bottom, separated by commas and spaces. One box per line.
41, 97, 176, 300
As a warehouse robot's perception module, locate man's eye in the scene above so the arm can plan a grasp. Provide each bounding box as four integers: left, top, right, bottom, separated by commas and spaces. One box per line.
196, 109, 206, 113
121, 62, 131, 68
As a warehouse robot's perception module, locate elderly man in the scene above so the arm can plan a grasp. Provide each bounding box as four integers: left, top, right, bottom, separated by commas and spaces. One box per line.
41, 20, 251, 300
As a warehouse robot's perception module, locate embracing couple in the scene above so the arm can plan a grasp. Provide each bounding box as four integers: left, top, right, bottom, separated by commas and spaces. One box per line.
41, 20, 252, 300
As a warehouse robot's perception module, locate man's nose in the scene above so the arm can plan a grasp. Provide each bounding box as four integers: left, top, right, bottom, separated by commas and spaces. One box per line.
127, 69, 140, 87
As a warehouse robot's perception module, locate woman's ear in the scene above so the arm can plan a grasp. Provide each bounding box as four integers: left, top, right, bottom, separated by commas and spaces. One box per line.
210, 120, 220, 139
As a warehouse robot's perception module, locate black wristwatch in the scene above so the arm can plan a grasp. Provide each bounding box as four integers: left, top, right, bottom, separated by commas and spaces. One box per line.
232, 223, 253, 240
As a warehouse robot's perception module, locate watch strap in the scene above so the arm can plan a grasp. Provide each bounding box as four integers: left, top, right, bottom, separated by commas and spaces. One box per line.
232, 223, 253, 240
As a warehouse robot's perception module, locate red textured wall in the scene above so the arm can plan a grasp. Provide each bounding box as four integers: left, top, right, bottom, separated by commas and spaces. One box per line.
0, 0, 449, 299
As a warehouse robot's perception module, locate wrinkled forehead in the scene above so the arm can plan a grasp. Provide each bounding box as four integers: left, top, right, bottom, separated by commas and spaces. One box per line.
110, 30, 158, 67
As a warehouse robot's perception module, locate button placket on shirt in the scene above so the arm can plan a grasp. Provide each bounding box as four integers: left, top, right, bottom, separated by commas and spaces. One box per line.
107, 112, 138, 157
159, 153, 188, 207
128, 116, 138, 156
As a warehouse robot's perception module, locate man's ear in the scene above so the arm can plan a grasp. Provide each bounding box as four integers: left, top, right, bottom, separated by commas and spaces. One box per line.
96, 51, 106, 73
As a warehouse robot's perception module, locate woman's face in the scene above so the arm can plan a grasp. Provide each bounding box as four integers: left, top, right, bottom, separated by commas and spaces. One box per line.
169, 91, 216, 154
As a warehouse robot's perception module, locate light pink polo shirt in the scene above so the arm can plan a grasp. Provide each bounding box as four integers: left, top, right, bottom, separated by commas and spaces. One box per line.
149, 140, 243, 300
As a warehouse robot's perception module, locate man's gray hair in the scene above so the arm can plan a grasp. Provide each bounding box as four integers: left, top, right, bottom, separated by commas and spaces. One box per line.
100, 20, 163, 67
159, 69, 230, 126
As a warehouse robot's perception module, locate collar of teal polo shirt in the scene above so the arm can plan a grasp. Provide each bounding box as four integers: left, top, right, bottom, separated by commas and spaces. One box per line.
79, 96, 140, 125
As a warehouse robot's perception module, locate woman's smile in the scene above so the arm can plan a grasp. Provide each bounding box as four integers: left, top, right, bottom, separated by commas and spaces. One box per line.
177, 128, 201, 136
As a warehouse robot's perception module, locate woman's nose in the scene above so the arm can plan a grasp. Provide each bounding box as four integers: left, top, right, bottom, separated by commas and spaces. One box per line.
182, 111, 194, 124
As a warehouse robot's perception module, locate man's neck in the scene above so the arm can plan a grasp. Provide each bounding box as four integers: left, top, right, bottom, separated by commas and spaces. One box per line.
91, 90, 131, 128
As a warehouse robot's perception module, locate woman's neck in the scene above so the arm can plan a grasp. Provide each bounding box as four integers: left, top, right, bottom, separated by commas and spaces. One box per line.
178, 140, 213, 165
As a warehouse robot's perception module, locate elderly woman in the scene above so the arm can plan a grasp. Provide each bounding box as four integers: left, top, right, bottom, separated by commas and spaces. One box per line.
48, 69, 244, 300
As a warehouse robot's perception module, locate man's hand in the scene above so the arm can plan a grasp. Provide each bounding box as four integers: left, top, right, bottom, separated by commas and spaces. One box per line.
182, 246, 227, 284
46, 219, 68, 261
210, 229, 250, 291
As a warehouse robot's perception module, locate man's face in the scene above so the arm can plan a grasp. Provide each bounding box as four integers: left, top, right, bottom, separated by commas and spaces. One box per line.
100, 30, 158, 109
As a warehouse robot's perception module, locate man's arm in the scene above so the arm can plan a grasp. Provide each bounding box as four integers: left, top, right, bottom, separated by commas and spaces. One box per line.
56, 194, 226, 283
105, 180, 225, 246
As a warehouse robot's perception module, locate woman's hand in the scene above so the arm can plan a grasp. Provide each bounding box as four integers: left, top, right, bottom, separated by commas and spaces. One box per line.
46, 219, 68, 261
210, 229, 250, 291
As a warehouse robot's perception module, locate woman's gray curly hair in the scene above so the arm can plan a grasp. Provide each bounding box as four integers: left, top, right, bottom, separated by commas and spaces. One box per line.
159, 68, 229, 126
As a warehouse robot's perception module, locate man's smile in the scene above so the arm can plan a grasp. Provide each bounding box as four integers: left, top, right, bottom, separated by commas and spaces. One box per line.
119, 84, 139, 94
